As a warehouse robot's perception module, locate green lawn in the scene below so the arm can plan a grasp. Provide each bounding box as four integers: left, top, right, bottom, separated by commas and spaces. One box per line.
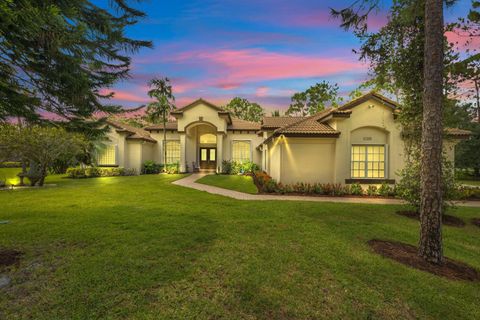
196, 174, 258, 194
0, 167, 66, 186
0, 173, 479, 319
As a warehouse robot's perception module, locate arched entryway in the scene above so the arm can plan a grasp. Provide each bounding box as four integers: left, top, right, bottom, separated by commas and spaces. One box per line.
185, 122, 222, 172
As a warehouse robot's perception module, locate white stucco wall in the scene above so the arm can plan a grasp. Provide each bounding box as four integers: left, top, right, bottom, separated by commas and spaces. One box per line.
223, 132, 263, 166
330, 99, 404, 183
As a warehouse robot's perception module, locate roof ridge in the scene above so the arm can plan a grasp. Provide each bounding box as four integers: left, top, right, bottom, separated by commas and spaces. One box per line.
275, 109, 332, 133
339, 91, 400, 110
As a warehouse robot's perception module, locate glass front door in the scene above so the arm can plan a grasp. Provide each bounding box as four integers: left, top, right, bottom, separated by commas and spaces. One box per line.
199, 147, 216, 169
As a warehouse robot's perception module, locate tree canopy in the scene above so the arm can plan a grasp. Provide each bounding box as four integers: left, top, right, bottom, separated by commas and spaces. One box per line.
286, 81, 342, 116
224, 97, 265, 122
0, 0, 152, 122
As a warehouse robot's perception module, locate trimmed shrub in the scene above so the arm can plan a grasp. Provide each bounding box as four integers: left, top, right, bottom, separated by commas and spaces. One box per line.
457, 186, 480, 200
0, 161, 22, 168
164, 163, 179, 174
222, 160, 259, 175
254, 171, 271, 188
349, 183, 363, 195
264, 178, 279, 193
378, 183, 394, 197
143, 160, 162, 174
67, 167, 137, 178
66, 167, 87, 178
366, 185, 378, 196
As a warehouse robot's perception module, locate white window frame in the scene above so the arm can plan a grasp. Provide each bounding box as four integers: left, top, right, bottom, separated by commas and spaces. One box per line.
163, 140, 181, 164
231, 139, 252, 163
350, 144, 388, 179
98, 144, 118, 166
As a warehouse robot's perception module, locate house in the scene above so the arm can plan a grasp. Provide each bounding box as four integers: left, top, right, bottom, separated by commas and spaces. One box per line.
100, 92, 470, 184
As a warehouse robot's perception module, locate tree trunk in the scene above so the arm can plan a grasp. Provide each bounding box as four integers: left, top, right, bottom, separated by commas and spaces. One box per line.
38, 164, 48, 187
163, 111, 167, 172
475, 78, 479, 123
419, 0, 444, 264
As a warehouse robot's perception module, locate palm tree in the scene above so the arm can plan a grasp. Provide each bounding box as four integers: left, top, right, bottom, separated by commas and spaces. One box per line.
145, 78, 176, 169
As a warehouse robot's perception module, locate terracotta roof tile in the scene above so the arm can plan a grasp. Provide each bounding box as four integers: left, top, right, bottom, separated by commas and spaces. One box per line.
228, 118, 261, 131
445, 128, 472, 137
277, 109, 339, 135
143, 121, 178, 131
262, 116, 305, 129
106, 120, 157, 143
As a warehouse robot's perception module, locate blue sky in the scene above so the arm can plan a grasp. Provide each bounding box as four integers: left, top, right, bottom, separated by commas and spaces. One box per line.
105, 0, 474, 113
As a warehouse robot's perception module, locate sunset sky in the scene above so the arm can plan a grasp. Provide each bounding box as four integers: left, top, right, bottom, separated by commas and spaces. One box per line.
107, 0, 474, 113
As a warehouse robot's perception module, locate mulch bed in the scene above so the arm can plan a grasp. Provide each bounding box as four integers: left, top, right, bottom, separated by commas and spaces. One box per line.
396, 210, 465, 227
472, 218, 480, 228
368, 239, 480, 281
0, 249, 23, 267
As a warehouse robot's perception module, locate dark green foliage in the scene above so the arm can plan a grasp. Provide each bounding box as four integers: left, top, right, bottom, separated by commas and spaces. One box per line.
0, 124, 87, 186
366, 185, 378, 196
287, 81, 343, 116
455, 121, 480, 176
143, 160, 162, 174
221, 160, 259, 175
224, 97, 265, 122
378, 183, 394, 197
0, 162, 22, 168
350, 183, 364, 195
456, 185, 480, 200
0, 1, 151, 121
66, 167, 136, 178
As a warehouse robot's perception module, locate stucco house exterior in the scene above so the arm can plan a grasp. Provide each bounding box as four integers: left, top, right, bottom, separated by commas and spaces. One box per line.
98, 92, 470, 184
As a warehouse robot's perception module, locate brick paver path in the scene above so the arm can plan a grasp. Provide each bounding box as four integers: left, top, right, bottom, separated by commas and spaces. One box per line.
173, 174, 480, 207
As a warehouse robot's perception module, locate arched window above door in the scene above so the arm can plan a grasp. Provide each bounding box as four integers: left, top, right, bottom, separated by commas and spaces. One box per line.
199, 133, 216, 144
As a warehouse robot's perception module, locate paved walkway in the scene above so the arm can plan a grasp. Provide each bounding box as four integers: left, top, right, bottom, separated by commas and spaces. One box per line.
173, 174, 480, 207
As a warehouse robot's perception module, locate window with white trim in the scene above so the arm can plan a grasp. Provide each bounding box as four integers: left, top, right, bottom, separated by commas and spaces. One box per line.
351, 145, 385, 178
165, 141, 180, 164
232, 140, 251, 162
98, 145, 117, 166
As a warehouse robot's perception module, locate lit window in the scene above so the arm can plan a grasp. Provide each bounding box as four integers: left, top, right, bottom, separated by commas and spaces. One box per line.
98, 145, 116, 166
232, 141, 251, 162
199, 133, 216, 144
165, 141, 180, 164
351, 145, 385, 178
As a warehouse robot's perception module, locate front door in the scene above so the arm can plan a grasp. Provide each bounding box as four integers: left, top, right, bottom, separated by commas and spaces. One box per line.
200, 147, 216, 169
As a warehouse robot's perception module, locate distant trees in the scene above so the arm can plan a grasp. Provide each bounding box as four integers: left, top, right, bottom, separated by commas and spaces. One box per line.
287, 81, 342, 116
224, 97, 265, 122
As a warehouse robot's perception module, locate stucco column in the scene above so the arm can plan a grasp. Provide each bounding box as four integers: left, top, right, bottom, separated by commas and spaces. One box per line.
216, 133, 223, 173
179, 133, 186, 172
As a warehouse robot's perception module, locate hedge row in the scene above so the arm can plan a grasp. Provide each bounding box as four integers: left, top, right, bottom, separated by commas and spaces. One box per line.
66, 167, 136, 178
0, 161, 22, 168
253, 171, 480, 200
142, 161, 179, 174
222, 160, 259, 175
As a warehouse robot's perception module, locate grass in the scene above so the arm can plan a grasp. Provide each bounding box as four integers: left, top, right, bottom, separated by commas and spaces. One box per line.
0, 172, 479, 319
0, 167, 66, 186
196, 174, 258, 194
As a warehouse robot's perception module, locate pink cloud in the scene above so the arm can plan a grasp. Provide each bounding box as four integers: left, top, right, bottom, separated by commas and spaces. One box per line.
256, 86, 269, 97
217, 83, 241, 90
445, 30, 480, 50
175, 48, 365, 83
100, 88, 150, 103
